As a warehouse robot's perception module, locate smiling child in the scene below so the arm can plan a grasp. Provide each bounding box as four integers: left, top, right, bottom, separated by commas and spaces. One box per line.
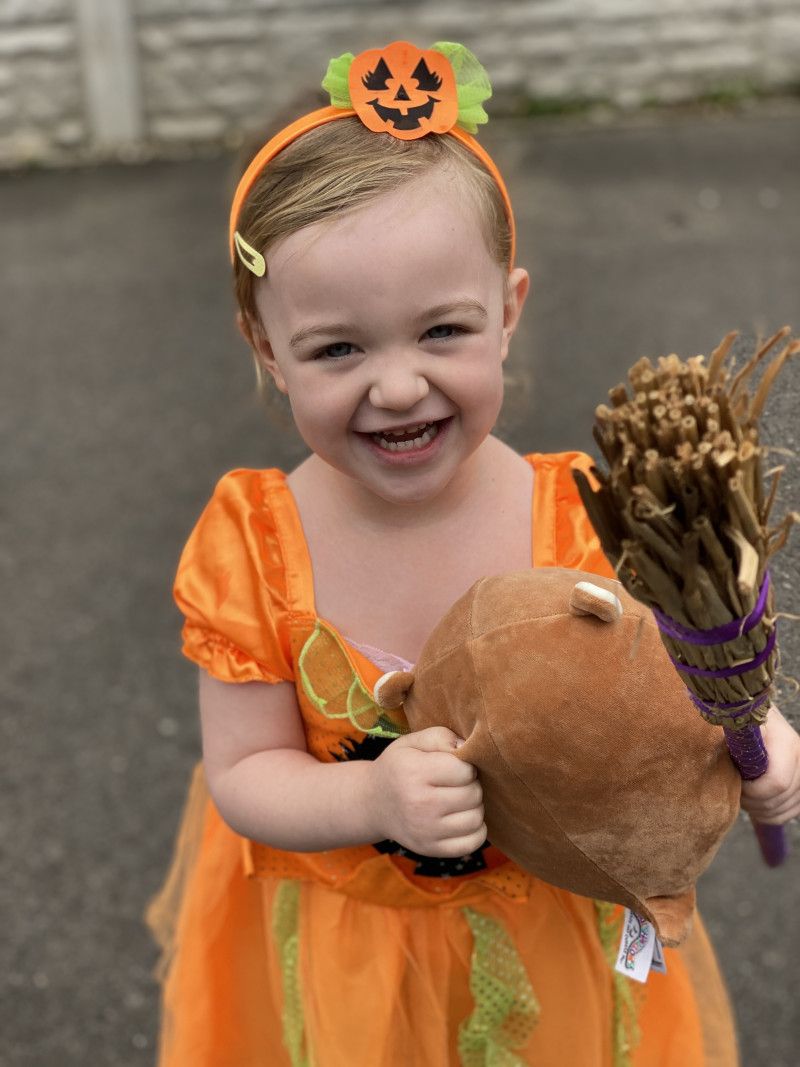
149, 42, 800, 1067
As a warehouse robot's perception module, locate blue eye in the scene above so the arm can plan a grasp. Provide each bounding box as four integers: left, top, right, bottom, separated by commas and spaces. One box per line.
319, 342, 355, 360
425, 324, 457, 340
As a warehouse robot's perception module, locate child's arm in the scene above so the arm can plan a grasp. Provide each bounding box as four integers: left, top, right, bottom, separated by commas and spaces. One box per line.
199, 671, 487, 856
740, 705, 800, 825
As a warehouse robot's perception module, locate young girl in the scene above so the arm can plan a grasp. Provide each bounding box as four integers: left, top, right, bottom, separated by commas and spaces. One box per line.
149, 41, 800, 1067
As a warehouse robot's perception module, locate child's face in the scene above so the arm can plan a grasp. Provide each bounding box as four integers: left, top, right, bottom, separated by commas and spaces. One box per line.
251, 172, 529, 506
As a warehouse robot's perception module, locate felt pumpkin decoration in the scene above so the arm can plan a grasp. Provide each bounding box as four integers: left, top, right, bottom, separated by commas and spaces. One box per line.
373, 567, 741, 947
348, 41, 459, 139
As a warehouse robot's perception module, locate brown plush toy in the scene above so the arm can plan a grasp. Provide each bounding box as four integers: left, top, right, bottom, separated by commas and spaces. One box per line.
373, 567, 740, 947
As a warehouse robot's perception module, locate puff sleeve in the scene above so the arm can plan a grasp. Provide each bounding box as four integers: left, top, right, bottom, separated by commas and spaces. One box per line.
531, 451, 616, 578
173, 469, 296, 684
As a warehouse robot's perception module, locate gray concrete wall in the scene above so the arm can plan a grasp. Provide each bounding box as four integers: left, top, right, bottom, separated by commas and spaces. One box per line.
1, 0, 799, 165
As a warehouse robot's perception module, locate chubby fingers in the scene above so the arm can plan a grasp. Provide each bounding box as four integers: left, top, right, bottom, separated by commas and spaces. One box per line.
741, 769, 800, 824
397, 725, 466, 754
433, 811, 488, 858
740, 706, 800, 825
426, 785, 487, 858
393, 727, 477, 786
376, 728, 487, 855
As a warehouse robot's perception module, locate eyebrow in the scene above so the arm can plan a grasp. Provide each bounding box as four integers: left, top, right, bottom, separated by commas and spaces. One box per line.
289, 323, 356, 350
424, 300, 488, 322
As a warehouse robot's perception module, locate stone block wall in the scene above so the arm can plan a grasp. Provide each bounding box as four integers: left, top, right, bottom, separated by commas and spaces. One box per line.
0, 1, 85, 162
1, 0, 798, 165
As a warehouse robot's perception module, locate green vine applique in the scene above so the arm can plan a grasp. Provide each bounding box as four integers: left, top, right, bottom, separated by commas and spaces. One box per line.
298, 620, 409, 739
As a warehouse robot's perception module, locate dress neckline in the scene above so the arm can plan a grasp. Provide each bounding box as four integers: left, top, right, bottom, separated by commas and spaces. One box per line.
265, 454, 548, 672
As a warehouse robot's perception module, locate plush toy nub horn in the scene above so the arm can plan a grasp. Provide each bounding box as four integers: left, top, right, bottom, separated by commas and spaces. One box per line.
374, 670, 414, 709
569, 580, 623, 622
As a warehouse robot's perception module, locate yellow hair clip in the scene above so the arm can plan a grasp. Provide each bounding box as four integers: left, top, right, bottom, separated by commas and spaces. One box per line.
233, 230, 266, 277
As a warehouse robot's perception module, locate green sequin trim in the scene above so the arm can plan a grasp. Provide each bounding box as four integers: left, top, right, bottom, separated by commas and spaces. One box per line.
272, 881, 309, 1067
321, 43, 491, 135
458, 907, 540, 1066
594, 901, 641, 1067
298, 620, 407, 738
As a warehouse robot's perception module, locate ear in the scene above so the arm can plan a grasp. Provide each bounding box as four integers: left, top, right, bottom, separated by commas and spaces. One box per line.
238, 311, 288, 394
373, 670, 414, 709
500, 268, 530, 361
569, 581, 622, 622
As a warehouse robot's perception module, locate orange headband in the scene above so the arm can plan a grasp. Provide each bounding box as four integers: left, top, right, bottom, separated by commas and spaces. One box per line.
229, 43, 516, 272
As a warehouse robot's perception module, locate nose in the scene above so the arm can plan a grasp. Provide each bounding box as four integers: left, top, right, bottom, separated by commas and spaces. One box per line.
368, 358, 429, 412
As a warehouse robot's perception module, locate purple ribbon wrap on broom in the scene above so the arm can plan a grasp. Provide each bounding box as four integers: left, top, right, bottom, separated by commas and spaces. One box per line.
654, 571, 788, 867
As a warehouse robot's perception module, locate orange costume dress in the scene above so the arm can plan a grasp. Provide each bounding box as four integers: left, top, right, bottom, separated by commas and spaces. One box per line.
149, 452, 738, 1067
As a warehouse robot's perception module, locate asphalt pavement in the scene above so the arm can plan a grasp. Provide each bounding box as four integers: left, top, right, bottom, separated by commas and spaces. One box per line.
2, 101, 799, 1065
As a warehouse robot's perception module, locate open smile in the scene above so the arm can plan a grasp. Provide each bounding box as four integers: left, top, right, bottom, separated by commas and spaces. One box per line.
370, 421, 441, 452
355, 418, 452, 463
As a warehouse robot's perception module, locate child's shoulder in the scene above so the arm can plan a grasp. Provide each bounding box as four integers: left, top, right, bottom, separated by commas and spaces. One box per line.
206, 466, 286, 507
174, 467, 307, 682
524, 449, 595, 475
193, 467, 296, 538
179, 467, 301, 590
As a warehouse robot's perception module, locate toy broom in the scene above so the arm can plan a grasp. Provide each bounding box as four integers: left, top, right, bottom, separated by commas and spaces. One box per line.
573, 327, 799, 866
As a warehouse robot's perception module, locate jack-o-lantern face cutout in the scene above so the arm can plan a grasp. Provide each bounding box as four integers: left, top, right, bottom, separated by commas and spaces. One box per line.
349, 42, 458, 140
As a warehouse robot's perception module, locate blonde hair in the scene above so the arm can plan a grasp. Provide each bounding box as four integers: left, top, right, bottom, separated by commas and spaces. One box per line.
234, 116, 512, 349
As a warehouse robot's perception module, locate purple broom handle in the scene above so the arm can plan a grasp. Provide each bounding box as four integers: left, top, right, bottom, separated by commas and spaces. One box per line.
723, 723, 789, 867
656, 572, 788, 867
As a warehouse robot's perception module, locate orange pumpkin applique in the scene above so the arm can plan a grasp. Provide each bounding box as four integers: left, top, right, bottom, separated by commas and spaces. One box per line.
348, 41, 458, 140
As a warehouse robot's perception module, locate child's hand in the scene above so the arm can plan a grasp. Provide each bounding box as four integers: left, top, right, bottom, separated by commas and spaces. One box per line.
740, 705, 800, 825
370, 727, 486, 857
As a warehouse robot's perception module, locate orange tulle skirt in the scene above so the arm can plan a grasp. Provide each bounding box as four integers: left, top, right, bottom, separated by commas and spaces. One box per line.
148, 767, 738, 1067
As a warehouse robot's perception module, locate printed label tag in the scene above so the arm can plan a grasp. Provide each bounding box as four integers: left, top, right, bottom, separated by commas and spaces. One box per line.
614, 909, 664, 983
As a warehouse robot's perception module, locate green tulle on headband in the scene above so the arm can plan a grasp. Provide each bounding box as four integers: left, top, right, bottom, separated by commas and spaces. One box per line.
322, 54, 354, 111
322, 42, 492, 135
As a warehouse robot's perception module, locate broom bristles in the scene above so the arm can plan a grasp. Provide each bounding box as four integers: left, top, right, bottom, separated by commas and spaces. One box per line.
575, 330, 800, 730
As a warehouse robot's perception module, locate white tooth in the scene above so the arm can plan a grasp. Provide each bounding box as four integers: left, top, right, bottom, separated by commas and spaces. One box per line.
373, 421, 438, 451
390, 423, 425, 436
